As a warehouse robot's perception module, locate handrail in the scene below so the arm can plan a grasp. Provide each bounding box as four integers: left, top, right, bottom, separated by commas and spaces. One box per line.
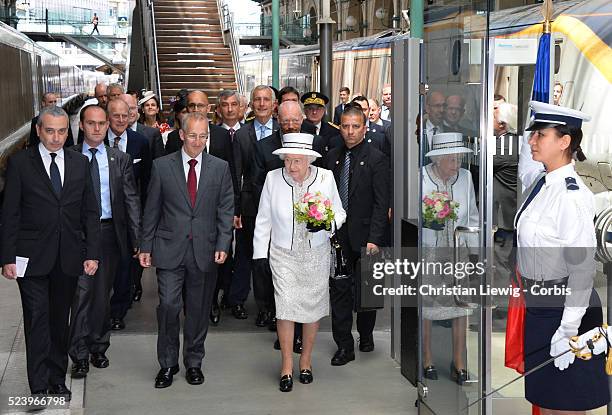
216, 0, 244, 94
149, 0, 162, 108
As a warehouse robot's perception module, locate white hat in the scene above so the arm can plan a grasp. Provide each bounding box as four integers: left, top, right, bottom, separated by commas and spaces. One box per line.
272, 133, 322, 158
526, 101, 590, 131
138, 91, 157, 106
425, 132, 473, 157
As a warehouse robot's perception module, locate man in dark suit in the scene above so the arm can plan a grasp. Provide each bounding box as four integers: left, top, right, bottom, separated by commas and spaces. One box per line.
105, 98, 152, 330
68, 105, 141, 378
1, 106, 100, 399
233, 85, 278, 329
333, 86, 351, 125
29, 92, 75, 148
323, 105, 389, 366
163, 90, 239, 324
139, 112, 234, 388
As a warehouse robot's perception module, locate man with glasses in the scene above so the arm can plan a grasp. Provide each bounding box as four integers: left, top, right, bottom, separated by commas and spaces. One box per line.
164, 90, 238, 325
105, 98, 152, 330
139, 112, 234, 389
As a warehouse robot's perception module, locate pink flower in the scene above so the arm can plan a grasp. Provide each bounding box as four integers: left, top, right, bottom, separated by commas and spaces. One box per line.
314, 212, 323, 220
424, 197, 435, 207
309, 204, 319, 215
437, 204, 451, 219
324, 199, 331, 208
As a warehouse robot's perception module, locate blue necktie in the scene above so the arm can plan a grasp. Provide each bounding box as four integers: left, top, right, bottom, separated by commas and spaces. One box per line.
513, 175, 546, 247
49, 153, 62, 196
259, 125, 267, 141
339, 150, 351, 210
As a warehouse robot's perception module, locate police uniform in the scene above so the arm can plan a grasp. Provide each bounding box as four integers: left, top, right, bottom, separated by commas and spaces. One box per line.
301, 92, 338, 156
517, 102, 609, 411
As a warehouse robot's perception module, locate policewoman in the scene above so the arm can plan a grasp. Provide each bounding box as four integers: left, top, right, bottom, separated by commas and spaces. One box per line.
516, 101, 609, 413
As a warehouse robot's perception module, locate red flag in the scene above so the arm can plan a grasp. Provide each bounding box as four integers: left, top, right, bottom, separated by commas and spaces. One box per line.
504, 268, 525, 373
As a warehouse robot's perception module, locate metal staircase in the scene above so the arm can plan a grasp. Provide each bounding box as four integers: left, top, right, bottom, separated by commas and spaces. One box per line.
152, 0, 238, 107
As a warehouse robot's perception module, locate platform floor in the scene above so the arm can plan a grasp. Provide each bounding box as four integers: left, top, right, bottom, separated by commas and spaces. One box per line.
0, 269, 416, 415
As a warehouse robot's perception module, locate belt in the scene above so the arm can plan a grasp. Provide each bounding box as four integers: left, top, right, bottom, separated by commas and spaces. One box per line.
521, 276, 568, 289
100, 218, 113, 223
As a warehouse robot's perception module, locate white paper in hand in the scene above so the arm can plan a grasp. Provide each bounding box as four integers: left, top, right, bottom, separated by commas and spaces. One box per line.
16, 256, 29, 278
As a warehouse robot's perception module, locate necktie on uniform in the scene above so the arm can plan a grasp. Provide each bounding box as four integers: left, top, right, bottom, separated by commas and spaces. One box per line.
49, 152, 62, 196
112, 135, 120, 149
187, 159, 198, 207
339, 150, 351, 210
229, 128, 235, 142
89, 148, 102, 216
513, 175, 546, 247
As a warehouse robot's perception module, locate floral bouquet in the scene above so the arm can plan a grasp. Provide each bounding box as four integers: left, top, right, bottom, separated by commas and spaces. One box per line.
422, 191, 459, 231
294, 191, 335, 232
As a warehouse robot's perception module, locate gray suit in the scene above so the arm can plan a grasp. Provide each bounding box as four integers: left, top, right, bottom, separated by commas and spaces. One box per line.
140, 150, 234, 368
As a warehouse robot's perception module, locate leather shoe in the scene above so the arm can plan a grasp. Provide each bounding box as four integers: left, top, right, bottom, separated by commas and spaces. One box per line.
293, 336, 303, 354
210, 301, 220, 325
358, 335, 375, 352
255, 311, 269, 327
423, 365, 438, 380
48, 384, 71, 401
90, 353, 109, 368
133, 287, 143, 302
299, 368, 313, 384
185, 367, 204, 385
279, 374, 293, 392
154, 365, 179, 388
231, 304, 248, 319
71, 359, 89, 378
268, 317, 277, 332
273, 338, 281, 350
110, 318, 125, 330
331, 348, 355, 366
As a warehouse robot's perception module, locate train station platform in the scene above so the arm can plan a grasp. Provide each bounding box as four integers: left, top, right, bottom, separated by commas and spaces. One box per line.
0, 269, 416, 415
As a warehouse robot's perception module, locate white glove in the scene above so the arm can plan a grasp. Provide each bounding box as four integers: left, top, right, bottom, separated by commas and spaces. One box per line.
569, 326, 609, 357
550, 327, 575, 370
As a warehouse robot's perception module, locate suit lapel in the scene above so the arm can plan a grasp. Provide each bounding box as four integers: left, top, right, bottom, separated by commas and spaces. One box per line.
170, 151, 192, 208
194, 153, 209, 211
30, 147, 59, 199
61, 149, 74, 201
349, 149, 367, 198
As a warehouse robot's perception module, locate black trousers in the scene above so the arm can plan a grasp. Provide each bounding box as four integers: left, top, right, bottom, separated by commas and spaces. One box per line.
156, 244, 217, 369
231, 216, 258, 308
17, 261, 78, 392
213, 236, 234, 304
69, 223, 120, 361
330, 249, 377, 351
110, 252, 133, 320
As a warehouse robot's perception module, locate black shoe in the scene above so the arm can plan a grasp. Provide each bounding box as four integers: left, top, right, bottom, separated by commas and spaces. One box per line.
358, 335, 375, 352
273, 338, 281, 350
110, 318, 125, 331
255, 311, 269, 327
450, 362, 469, 385
299, 368, 313, 384
133, 287, 143, 302
90, 353, 109, 368
268, 317, 277, 332
154, 365, 179, 388
231, 304, 248, 319
185, 367, 204, 385
279, 374, 293, 392
210, 301, 220, 325
293, 336, 303, 354
423, 365, 438, 380
48, 384, 71, 401
71, 359, 89, 378
331, 348, 355, 366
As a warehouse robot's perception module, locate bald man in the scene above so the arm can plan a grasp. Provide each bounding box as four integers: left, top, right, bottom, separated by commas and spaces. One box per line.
29, 92, 75, 148
95, 83, 109, 110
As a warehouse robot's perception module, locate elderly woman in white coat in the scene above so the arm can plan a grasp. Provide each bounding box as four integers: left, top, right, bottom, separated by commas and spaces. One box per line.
421, 132, 479, 385
253, 133, 346, 392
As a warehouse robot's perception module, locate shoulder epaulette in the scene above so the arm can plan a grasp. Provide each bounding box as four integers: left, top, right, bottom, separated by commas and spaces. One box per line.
245, 115, 255, 122
328, 122, 339, 129
565, 177, 579, 191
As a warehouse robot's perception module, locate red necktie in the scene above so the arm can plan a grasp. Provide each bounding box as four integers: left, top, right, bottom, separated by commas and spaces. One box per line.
229, 128, 235, 142
187, 159, 197, 207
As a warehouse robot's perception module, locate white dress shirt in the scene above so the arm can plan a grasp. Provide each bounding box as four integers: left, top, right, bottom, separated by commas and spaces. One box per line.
314, 121, 322, 135
107, 129, 128, 153
221, 122, 241, 131
381, 105, 391, 121
181, 149, 203, 189
38, 143, 65, 184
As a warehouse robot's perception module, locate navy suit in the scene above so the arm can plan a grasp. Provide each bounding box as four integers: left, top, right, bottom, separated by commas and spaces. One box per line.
333, 103, 346, 125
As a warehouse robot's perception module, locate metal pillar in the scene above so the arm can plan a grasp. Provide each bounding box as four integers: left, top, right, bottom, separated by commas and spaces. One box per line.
272, 0, 280, 88
410, 0, 423, 38
319, 0, 334, 114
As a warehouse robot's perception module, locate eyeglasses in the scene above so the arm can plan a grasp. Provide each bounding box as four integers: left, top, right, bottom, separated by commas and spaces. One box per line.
185, 133, 209, 141
187, 103, 208, 111
279, 118, 302, 125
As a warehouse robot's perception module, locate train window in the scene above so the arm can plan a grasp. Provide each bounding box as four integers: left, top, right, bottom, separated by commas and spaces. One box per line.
451, 39, 461, 76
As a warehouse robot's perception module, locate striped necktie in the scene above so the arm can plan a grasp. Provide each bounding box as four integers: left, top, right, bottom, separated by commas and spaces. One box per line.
339, 150, 351, 210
